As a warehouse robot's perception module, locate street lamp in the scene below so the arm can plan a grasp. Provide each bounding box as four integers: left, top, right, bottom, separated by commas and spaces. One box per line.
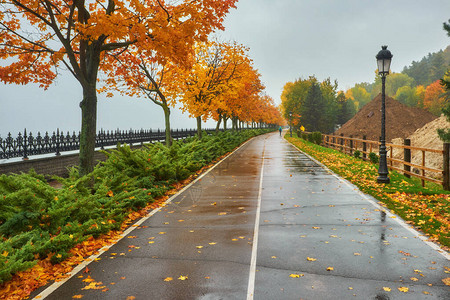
376, 45, 393, 184
289, 111, 293, 137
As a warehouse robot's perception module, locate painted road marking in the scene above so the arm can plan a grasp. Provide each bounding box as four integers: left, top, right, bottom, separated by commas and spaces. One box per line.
246, 140, 266, 300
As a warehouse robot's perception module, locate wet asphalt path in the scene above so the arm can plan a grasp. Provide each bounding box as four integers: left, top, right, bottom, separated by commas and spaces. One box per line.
34, 132, 449, 299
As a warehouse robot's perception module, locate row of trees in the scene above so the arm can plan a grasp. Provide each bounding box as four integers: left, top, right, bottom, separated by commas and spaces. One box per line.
0, 1, 282, 176
281, 76, 355, 133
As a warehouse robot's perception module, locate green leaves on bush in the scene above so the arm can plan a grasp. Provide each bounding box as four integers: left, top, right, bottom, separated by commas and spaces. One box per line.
369, 152, 379, 164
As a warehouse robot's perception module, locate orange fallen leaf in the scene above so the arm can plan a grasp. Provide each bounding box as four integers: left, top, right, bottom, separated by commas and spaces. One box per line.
72, 295, 83, 299
126, 297, 136, 300
442, 277, 450, 286
164, 277, 173, 282
410, 277, 418, 281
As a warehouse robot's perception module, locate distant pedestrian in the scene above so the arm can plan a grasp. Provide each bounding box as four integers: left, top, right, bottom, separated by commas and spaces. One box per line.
279, 126, 283, 136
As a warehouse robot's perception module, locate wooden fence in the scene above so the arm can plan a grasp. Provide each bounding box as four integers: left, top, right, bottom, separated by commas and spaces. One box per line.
320, 133, 450, 190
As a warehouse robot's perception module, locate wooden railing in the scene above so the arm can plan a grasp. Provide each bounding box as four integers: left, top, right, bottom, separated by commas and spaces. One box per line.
320, 133, 450, 190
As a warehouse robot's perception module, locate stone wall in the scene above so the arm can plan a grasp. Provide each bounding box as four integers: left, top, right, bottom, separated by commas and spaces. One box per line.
0, 151, 108, 178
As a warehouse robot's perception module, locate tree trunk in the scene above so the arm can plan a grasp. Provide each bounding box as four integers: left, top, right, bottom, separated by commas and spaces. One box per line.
163, 106, 172, 147
79, 85, 97, 176
197, 116, 202, 139
215, 116, 222, 133
223, 116, 228, 130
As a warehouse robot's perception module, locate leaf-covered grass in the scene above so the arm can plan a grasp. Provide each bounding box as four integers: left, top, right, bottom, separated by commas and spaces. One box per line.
286, 134, 450, 249
0, 129, 272, 286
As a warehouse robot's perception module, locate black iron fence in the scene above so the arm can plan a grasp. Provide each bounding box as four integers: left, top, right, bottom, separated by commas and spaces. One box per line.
0, 128, 219, 160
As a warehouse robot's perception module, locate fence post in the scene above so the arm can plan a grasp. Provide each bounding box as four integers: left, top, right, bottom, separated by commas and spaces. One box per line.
444, 143, 449, 191
340, 133, 344, 152
23, 129, 28, 160
349, 135, 353, 155
362, 135, 367, 160
404, 139, 411, 178
55, 129, 61, 156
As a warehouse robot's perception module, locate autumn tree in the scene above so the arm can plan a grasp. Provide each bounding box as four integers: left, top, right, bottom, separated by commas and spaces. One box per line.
424, 80, 446, 115
438, 19, 450, 142
166, 41, 249, 138
0, 0, 237, 175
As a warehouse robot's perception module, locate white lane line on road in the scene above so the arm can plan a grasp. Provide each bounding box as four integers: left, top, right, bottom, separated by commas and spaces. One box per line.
246, 140, 266, 300
34, 137, 256, 300
288, 141, 450, 261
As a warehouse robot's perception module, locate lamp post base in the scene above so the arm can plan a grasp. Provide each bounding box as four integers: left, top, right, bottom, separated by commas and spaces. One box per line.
377, 176, 390, 184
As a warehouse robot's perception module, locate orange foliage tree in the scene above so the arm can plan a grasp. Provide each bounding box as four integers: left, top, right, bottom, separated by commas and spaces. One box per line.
0, 0, 237, 174
424, 80, 446, 115
165, 40, 249, 138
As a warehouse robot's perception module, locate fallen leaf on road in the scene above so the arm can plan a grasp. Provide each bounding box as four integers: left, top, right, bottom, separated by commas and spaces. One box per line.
72, 295, 83, 299
383, 287, 391, 292
218, 212, 227, 215
126, 297, 136, 300
306, 257, 317, 261
398, 287, 409, 293
442, 278, 450, 286
410, 277, 418, 281
178, 275, 188, 280
196, 246, 203, 249
289, 274, 304, 278
164, 277, 173, 282
354, 253, 361, 256
326, 267, 334, 271
209, 242, 217, 245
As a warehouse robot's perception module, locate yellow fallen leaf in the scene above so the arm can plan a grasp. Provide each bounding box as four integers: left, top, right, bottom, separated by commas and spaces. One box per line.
164, 277, 173, 282
218, 212, 227, 215
312, 227, 321, 229
148, 241, 154, 244
410, 277, 418, 281
398, 287, 409, 293
232, 238, 238, 241
442, 277, 450, 286
1, 251, 8, 257
383, 287, 391, 292
348, 287, 353, 290
271, 256, 277, 259
159, 232, 166, 235
178, 275, 188, 281
209, 242, 217, 245
126, 297, 136, 300
326, 267, 334, 271
306, 257, 317, 261
354, 253, 361, 256
196, 246, 203, 249
423, 291, 430, 295
289, 274, 304, 278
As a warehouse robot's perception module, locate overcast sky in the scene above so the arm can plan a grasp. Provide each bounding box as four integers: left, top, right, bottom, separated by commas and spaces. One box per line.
1, 0, 450, 136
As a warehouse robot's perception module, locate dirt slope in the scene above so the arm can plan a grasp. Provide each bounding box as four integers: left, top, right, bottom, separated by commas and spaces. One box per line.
335, 94, 437, 142
392, 115, 450, 172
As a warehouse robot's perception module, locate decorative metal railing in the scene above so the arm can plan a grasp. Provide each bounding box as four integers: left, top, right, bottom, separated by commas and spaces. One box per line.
0, 128, 219, 160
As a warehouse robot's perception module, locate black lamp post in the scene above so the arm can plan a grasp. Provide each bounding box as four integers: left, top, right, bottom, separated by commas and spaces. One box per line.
376, 45, 393, 184
289, 111, 293, 137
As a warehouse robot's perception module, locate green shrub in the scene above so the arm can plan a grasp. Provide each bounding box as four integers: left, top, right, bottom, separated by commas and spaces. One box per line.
369, 152, 379, 164
354, 150, 361, 159
311, 132, 322, 145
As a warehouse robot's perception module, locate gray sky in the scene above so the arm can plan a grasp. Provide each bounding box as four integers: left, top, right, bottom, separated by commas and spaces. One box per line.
1, 0, 450, 136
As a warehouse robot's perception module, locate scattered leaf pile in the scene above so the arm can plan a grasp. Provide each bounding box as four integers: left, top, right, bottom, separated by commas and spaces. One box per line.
0, 129, 272, 296
286, 135, 450, 249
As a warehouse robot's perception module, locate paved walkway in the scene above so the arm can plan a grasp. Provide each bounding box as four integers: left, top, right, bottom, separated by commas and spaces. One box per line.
33, 132, 449, 299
